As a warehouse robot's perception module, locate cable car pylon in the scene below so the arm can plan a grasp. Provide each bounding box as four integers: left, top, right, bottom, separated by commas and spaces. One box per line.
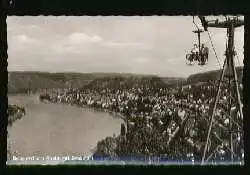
198, 16, 244, 164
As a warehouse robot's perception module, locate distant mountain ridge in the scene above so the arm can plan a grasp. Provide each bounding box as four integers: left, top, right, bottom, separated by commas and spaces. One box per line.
8, 72, 160, 93
187, 66, 243, 84
8, 67, 244, 93
83, 75, 170, 91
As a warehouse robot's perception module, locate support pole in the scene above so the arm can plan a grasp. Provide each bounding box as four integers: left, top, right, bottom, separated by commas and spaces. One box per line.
231, 46, 243, 121
227, 20, 235, 163
227, 19, 244, 161
231, 28, 244, 161
201, 57, 227, 164
198, 31, 201, 53
193, 29, 204, 58
198, 16, 244, 164
228, 76, 234, 162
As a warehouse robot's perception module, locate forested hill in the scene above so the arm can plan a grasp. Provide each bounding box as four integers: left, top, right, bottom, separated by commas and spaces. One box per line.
8, 67, 243, 93
8, 72, 186, 93
83, 75, 173, 91
187, 66, 243, 84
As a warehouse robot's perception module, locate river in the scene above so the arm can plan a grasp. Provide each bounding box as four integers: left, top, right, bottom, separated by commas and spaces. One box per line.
8, 94, 123, 158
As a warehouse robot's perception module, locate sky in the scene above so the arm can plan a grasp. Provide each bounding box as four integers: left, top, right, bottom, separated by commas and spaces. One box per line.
7, 16, 244, 77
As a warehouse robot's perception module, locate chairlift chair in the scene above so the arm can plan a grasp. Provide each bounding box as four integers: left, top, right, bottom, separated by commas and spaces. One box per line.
186, 29, 208, 66
185, 17, 209, 66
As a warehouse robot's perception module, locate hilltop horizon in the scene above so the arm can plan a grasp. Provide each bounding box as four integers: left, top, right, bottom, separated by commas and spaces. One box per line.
8, 65, 243, 79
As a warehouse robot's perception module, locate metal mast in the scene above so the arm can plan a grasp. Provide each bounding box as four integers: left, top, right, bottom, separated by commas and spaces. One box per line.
199, 16, 244, 164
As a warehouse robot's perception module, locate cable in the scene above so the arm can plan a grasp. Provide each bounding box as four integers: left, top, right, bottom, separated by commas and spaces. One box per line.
207, 30, 222, 69
193, 16, 199, 30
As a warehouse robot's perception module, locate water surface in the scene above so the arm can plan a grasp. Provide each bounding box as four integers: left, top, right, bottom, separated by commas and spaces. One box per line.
8, 94, 123, 157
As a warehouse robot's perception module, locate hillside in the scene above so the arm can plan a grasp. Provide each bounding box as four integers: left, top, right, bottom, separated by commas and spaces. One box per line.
83, 75, 171, 91
8, 71, 186, 93
8, 72, 95, 93
187, 66, 243, 84
8, 67, 244, 93
160, 77, 187, 86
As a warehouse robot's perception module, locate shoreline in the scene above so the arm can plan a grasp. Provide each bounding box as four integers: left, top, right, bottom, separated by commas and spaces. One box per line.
8, 105, 26, 161
8, 105, 26, 127
40, 97, 126, 123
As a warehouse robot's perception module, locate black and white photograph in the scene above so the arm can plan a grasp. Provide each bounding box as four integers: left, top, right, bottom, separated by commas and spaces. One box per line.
7, 16, 244, 165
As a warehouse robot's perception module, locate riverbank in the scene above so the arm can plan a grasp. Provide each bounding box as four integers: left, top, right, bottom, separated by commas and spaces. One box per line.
8, 104, 26, 161
8, 104, 26, 127
40, 95, 126, 122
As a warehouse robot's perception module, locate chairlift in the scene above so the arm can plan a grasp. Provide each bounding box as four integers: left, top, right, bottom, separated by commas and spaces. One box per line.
185, 17, 209, 66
